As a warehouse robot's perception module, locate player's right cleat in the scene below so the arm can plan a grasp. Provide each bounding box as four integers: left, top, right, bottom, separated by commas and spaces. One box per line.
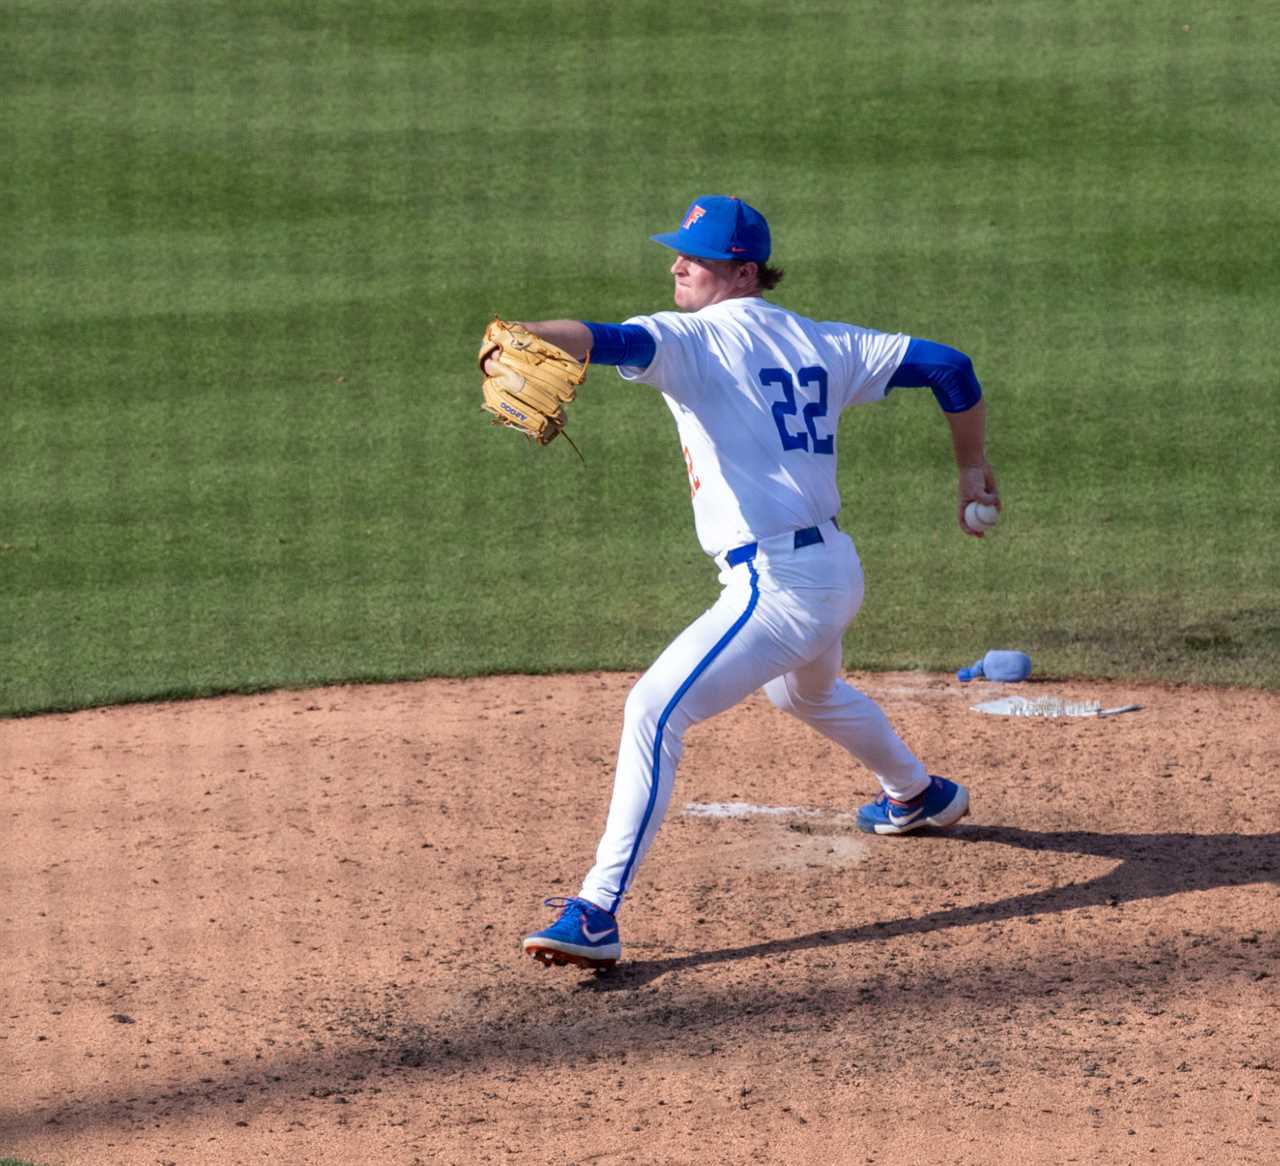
522, 897, 621, 970
856, 775, 970, 835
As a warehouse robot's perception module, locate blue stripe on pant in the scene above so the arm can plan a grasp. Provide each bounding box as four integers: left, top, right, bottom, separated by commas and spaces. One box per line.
607, 562, 760, 914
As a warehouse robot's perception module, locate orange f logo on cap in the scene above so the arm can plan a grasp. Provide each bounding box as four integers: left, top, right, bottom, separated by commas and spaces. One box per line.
681, 204, 706, 230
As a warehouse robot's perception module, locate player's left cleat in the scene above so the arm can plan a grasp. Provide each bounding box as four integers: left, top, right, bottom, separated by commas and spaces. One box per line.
522, 896, 621, 970
856, 775, 970, 835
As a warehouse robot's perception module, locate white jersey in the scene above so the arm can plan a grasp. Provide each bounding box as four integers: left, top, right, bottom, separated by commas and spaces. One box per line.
618, 296, 909, 558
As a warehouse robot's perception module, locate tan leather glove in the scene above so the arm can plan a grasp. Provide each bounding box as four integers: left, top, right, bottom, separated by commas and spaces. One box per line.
478, 319, 589, 446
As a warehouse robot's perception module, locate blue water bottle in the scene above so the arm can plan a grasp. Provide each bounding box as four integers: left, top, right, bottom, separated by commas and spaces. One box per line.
957, 650, 1032, 683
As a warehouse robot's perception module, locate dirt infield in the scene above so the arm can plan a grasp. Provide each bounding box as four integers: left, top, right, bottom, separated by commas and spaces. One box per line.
2, 672, 1277, 1165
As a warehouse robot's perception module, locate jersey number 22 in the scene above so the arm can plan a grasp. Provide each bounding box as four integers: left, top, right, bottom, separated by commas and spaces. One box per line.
761, 366, 834, 455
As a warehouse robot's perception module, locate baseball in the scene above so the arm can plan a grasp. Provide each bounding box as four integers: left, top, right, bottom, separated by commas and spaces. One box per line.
964, 501, 999, 533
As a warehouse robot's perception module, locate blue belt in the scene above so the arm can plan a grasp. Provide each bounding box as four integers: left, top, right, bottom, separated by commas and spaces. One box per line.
725, 518, 838, 568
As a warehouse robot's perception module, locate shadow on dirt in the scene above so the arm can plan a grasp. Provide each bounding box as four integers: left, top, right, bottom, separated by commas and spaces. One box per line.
583, 825, 1280, 992
6, 826, 1275, 1147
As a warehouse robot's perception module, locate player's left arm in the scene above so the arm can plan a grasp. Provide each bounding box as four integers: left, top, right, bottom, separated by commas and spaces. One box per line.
483, 320, 657, 370
495, 320, 593, 362
886, 338, 999, 538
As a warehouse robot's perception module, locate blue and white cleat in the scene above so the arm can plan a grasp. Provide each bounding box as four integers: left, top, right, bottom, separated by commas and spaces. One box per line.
523, 897, 621, 970
856, 775, 970, 835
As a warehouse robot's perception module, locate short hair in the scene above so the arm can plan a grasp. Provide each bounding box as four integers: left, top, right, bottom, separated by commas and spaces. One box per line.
753, 262, 785, 291
730, 258, 784, 292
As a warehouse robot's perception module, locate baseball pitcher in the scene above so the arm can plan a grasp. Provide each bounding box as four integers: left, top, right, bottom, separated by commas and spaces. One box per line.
481, 195, 1000, 970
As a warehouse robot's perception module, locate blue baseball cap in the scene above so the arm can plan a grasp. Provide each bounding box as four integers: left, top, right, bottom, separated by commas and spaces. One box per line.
650, 195, 772, 263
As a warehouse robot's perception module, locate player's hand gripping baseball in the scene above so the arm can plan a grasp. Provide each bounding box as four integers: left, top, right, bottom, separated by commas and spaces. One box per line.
946, 400, 1000, 538
957, 462, 1001, 538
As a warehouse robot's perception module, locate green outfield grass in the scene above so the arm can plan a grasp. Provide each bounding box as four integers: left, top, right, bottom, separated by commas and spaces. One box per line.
2, 0, 1277, 716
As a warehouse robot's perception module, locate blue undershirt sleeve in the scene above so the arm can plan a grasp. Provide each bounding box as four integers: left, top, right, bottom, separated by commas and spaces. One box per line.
582, 321, 657, 369
887, 337, 983, 413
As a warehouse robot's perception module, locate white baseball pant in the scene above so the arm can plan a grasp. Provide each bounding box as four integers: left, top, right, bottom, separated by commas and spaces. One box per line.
579, 519, 930, 914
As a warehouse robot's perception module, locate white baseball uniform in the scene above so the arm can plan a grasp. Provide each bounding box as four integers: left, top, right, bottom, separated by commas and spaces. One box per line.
578, 296, 931, 915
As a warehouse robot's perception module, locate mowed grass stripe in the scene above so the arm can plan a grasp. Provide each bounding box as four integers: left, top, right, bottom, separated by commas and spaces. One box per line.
1, 1, 1277, 715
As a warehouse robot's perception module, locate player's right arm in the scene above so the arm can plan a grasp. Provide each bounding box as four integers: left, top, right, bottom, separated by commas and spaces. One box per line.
885, 337, 999, 538
945, 398, 1000, 537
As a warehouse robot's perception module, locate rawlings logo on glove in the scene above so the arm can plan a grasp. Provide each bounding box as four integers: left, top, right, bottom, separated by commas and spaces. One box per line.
478, 318, 589, 449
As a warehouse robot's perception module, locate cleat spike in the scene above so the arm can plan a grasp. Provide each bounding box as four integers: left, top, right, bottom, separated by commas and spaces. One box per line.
522, 898, 622, 970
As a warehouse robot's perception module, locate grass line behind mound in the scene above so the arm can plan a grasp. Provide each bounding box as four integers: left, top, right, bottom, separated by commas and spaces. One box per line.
3, 1, 1277, 716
